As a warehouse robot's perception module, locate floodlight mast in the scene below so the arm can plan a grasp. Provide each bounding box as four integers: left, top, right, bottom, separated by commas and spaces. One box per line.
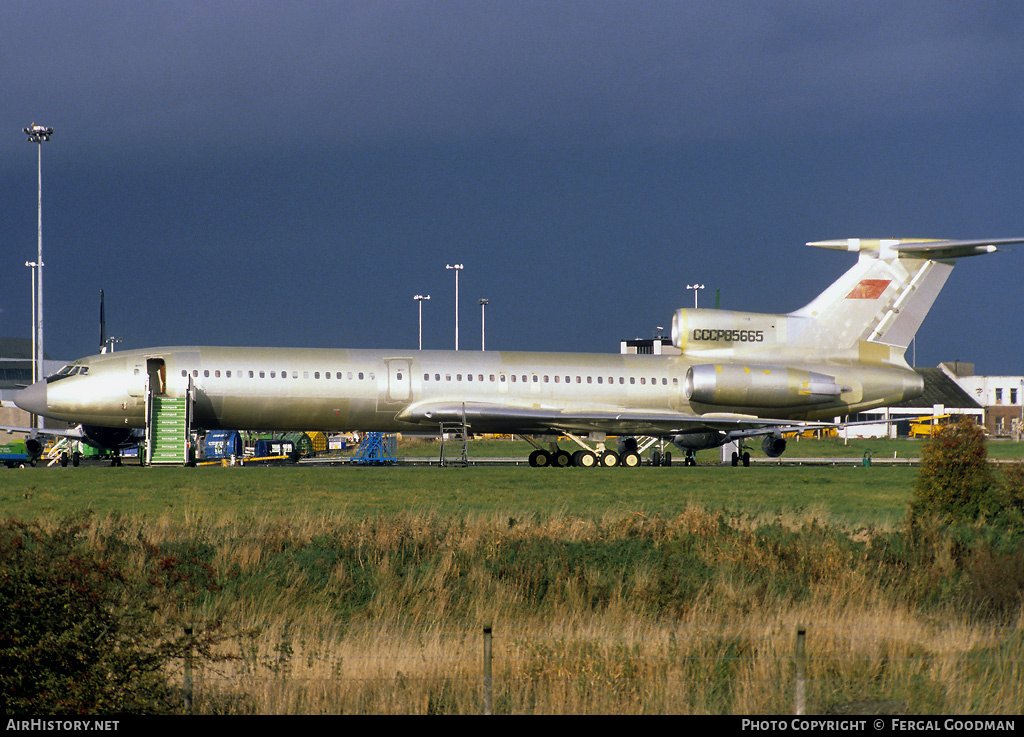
478, 298, 488, 351
413, 294, 430, 350
24, 123, 52, 428
446, 264, 464, 350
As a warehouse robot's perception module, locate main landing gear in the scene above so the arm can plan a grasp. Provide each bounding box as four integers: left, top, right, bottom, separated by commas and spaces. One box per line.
730, 441, 752, 467
522, 433, 668, 468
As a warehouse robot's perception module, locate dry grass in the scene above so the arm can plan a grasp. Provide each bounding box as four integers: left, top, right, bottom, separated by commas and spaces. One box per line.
42, 507, 1017, 714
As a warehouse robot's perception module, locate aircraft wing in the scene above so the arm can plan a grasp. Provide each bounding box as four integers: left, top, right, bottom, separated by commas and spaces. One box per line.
0, 424, 86, 440
396, 401, 800, 437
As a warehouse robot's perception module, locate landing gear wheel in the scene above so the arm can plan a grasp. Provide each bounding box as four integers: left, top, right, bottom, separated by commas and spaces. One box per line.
742, 451, 751, 467
60, 452, 69, 467
651, 450, 661, 467
599, 450, 620, 468
572, 450, 597, 468
72, 452, 81, 467
620, 451, 642, 468
528, 449, 551, 468
662, 451, 673, 467
731, 451, 739, 467
551, 449, 572, 468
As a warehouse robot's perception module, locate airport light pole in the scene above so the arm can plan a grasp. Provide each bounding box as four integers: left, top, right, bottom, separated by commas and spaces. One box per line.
24, 123, 52, 419
24, 262, 38, 385
687, 283, 704, 309
446, 264, 464, 350
478, 298, 488, 351
413, 294, 430, 350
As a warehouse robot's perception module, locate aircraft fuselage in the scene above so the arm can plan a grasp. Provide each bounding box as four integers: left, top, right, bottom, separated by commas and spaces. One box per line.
22, 345, 921, 437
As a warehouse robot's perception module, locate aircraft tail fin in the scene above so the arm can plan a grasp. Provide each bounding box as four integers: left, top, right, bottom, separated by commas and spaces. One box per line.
673, 238, 1020, 363
784, 238, 1020, 357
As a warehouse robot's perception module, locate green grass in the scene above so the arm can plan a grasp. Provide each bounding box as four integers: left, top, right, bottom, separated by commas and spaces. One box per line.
1, 463, 918, 528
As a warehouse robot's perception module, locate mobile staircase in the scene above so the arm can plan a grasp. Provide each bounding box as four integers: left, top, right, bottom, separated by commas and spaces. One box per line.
145, 376, 193, 466
351, 432, 397, 465
439, 413, 469, 467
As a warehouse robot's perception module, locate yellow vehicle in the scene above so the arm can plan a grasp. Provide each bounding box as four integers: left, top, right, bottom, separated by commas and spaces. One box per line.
909, 414, 953, 438
783, 427, 838, 440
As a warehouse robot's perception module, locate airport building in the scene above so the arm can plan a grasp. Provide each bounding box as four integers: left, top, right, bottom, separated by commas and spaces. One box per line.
941, 362, 1024, 439
0, 337, 65, 433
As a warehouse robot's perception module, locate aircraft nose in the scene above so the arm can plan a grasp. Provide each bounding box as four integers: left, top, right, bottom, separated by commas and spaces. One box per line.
14, 380, 47, 417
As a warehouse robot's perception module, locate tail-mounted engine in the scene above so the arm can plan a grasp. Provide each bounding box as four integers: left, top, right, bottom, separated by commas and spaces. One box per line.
684, 364, 842, 409
671, 309, 787, 352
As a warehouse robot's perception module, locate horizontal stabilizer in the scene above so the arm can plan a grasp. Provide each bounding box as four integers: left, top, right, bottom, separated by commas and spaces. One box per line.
808, 237, 1024, 260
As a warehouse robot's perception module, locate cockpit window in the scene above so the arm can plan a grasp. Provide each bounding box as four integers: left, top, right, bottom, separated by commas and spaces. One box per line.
47, 363, 88, 383
56, 364, 89, 376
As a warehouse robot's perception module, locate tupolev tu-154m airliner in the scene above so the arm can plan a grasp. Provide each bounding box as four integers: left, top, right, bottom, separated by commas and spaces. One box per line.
13, 238, 1022, 467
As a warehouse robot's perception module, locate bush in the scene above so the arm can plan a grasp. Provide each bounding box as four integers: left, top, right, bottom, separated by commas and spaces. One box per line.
0, 516, 181, 714
909, 417, 997, 525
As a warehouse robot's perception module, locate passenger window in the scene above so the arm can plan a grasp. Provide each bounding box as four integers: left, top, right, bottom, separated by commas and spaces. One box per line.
358, 372, 364, 380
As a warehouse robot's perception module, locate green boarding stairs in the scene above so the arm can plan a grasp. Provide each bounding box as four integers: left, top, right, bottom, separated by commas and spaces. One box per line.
145, 377, 193, 466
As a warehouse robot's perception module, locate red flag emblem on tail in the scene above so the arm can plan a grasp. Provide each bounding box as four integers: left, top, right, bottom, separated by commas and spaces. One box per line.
845, 279, 890, 299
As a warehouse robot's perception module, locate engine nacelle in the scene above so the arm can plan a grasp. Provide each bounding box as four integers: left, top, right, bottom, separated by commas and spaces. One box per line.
684, 364, 842, 408
671, 309, 786, 351
761, 435, 787, 458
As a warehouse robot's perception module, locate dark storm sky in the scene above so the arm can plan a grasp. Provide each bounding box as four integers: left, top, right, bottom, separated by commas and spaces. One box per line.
2, 1, 1022, 373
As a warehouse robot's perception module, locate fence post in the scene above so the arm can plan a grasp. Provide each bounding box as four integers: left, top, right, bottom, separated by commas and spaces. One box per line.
183, 624, 194, 715
795, 625, 806, 715
482, 623, 493, 715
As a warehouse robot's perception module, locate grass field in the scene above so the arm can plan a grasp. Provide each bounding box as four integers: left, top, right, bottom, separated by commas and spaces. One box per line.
2, 439, 1023, 715
2, 464, 918, 527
